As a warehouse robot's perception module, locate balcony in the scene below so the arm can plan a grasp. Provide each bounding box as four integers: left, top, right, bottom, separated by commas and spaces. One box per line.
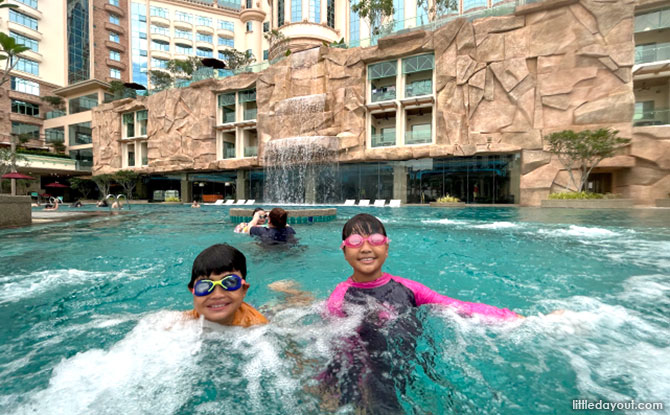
240, 7, 266, 23
217, 27, 235, 37
633, 108, 670, 126
635, 42, 670, 65
17, 153, 77, 172
46, 110, 66, 119
371, 131, 396, 147
371, 87, 396, 103
7, 21, 41, 40
104, 3, 125, 17
173, 20, 193, 30
150, 49, 170, 60
196, 25, 214, 35
149, 15, 170, 27
105, 40, 126, 52
106, 59, 126, 70
405, 128, 432, 145
244, 146, 257, 157
635, 8, 670, 33
15, 3, 42, 20
405, 80, 432, 98
104, 22, 125, 35
218, 0, 241, 11
243, 108, 257, 120
150, 32, 170, 43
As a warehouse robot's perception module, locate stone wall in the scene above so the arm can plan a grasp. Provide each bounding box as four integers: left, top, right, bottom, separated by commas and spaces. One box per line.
93, 0, 670, 205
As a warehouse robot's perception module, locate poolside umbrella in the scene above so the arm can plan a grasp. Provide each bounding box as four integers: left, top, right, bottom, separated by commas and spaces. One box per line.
201, 58, 227, 69
46, 181, 68, 188
123, 82, 147, 91
2, 172, 35, 180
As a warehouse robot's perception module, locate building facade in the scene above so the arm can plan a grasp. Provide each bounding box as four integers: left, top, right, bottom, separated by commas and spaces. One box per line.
91, 0, 670, 206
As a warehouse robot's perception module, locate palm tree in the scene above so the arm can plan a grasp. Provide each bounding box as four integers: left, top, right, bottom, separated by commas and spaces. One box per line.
0, 32, 30, 88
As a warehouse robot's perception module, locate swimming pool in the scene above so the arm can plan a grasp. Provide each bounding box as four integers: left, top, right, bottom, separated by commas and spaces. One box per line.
1, 206, 669, 414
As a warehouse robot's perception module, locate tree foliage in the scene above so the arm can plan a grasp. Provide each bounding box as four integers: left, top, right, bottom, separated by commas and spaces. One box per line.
218, 49, 255, 70
108, 80, 136, 100
351, 0, 394, 35
69, 177, 96, 200
113, 170, 139, 200
40, 95, 65, 110
545, 129, 631, 193
92, 174, 114, 199
0, 31, 30, 89
149, 57, 204, 90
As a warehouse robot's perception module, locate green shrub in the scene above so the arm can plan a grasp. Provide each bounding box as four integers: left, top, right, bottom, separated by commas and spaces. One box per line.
164, 196, 180, 202
436, 194, 461, 203
17, 148, 72, 159
548, 191, 607, 200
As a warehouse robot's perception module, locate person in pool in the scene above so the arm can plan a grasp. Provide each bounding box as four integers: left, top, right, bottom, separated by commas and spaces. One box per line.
248, 207, 296, 244
233, 207, 267, 233
184, 243, 267, 327
320, 213, 523, 412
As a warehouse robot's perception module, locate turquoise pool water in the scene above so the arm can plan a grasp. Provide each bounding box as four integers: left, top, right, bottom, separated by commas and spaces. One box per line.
1, 206, 669, 414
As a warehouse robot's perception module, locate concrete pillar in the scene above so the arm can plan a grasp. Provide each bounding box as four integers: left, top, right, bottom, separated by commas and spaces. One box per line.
180, 174, 192, 203
393, 164, 408, 203
305, 168, 316, 204
236, 169, 247, 200
0, 195, 31, 228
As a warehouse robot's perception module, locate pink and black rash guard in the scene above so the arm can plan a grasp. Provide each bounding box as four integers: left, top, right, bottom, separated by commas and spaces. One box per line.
326, 272, 518, 320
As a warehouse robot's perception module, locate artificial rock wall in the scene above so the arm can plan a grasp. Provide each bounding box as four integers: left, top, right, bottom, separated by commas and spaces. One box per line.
92, 0, 669, 205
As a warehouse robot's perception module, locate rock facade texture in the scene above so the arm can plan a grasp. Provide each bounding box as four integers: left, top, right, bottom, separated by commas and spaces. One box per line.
92, 0, 669, 206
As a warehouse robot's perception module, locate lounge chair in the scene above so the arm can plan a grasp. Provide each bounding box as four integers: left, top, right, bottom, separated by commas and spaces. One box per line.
344, 199, 356, 206
245, 199, 255, 205
358, 199, 370, 207
214, 199, 224, 206
373, 199, 386, 207
389, 199, 401, 207
235, 199, 246, 205
224, 200, 235, 205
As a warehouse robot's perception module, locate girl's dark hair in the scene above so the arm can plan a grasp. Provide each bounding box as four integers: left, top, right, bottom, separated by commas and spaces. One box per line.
342, 213, 387, 240
252, 207, 265, 214
188, 243, 247, 288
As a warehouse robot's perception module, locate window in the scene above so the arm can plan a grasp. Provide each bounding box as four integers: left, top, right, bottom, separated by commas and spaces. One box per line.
263, 49, 268, 60
634, 101, 655, 120
151, 25, 169, 36
69, 122, 92, 145
46, 127, 65, 144
218, 93, 236, 124
9, 10, 38, 30
246, 49, 253, 59
417, 2, 429, 25
218, 36, 234, 47
109, 31, 120, 42
310, 0, 320, 23
11, 99, 39, 117
175, 29, 192, 39
175, 11, 193, 23
70, 148, 93, 169
197, 16, 212, 27
196, 47, 213, 58
176, 44, 192, 55
139, 50, 147, 57
11, 121, 40, 140
350, 1, 360, 46
139, 142, 148, 166
15, 57, 39, 75
219, 20, 234, 31
151, 40, 170, 51
11, 77, 40, 95
109, 0, 119, 6
393, 0, 404, 30
10, 32, 38, 52
16, 0, 38, 9
327, 0, 335, 28
122, 110, 148, 138
69, 93, 98, 114
263, 22, 269, 32
246, 21, 253, 32
278, 0, 285, 26
291, 0, 302, 22
126, 143, 135, 167
403, 54, 434, 97
110, 50, 121, 60
196, 33, 213, 43
150, 6, 168, 19
151, 57, 168, 68
109, 14, 120, 25
69, 0, 90, 83
139, 32, 147, 39
110, 68, 121, 78
246, 0, 252, 8
463, 0, 487, 10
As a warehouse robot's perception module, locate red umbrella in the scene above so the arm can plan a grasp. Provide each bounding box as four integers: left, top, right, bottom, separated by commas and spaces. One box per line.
2, 172, 36, 180
46, 181, 68, 188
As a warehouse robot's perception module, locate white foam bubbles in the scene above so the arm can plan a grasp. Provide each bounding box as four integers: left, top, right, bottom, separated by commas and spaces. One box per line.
539, 225, 619, 238
473, 221, 520, 230
421, 218, 470, 226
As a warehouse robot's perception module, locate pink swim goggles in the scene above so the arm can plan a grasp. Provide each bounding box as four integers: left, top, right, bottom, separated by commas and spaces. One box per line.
340, 233, 390, 249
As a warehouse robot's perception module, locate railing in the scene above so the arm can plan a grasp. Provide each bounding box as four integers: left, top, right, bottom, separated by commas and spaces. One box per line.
405, 129, 432, 144
635, 43, 670, 65
243, 108, 257, 120
218, 0, 241, 10
222, 111, 236, 123
371, 132, 396, 147
46, 110, 66, 119
633, 108, 670, 126
405, 80, 432, 98
223, 144, 236, 159
244, 146, 258, 157
371, 88, 396, 102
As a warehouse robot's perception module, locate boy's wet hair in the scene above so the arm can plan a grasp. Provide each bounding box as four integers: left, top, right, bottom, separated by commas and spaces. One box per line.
189, 243, 247, 289
342, 213, 387, 240
269, 207, 288, 229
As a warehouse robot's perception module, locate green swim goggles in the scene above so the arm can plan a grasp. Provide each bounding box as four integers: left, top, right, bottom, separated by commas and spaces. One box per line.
193, 274, 242, 296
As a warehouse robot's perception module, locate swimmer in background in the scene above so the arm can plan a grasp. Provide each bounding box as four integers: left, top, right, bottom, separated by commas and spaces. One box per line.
191, 200, 201, 208
249, 207, 296, 244
44, 198, 60, 211
233, 207, 267, 233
